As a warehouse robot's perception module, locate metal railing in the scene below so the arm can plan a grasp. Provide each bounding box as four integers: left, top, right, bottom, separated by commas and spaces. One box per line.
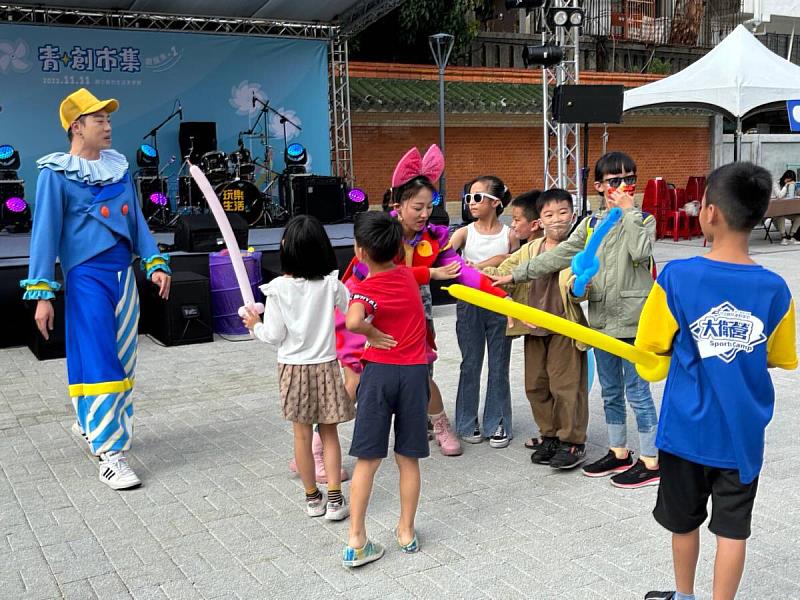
757, 32, 800, 66
582, 0, 745, 48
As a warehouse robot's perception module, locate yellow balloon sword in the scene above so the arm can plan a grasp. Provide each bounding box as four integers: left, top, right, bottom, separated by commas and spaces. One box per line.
445, 284, 670, 382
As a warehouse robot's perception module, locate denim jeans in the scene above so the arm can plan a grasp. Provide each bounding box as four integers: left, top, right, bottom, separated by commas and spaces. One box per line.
594, 340, 658, 457
454, 301, 513, 438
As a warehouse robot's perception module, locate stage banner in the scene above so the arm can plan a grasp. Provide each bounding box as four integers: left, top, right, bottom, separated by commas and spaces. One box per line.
0, 23, 331, 204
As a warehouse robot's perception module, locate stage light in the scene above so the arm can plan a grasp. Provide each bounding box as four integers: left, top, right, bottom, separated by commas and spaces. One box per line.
523, 44, 564, 67
5, 196, 26, 212
1, 182, 31, 233
149, 192, 168, 206
348, 188, 366, 203
284, 142, 308, 175
547, 7, 583, 29
285, 143, 307, 164
551, 9, 568, 26
136, 143, 159, 170
135, 175, 170, 227
345, 187, 369, 220
0, 144, 21, 173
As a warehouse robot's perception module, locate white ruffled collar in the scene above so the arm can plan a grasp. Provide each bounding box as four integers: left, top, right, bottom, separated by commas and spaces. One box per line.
37, 149, 129, 185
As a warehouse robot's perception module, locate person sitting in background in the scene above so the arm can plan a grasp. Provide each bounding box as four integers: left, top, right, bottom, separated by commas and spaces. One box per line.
772, 170, 799, 245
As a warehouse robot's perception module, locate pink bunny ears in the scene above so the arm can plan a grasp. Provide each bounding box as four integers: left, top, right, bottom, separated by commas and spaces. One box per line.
391, 144, 445, 189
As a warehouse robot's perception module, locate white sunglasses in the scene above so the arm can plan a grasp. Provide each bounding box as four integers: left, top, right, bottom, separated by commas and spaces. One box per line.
464, 192, 500, 204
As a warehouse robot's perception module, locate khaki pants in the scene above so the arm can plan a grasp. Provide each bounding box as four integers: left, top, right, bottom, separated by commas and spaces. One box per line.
776, 215, 800, 238
524, 334, 588, 444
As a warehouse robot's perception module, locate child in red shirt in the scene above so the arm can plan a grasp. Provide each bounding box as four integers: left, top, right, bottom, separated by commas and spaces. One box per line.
343, 211, 430, 568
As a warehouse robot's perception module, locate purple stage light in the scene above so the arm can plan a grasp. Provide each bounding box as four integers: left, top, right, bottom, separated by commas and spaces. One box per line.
149, 192, 168, 206
348, 188, 366, 203
4, 197, 27, 213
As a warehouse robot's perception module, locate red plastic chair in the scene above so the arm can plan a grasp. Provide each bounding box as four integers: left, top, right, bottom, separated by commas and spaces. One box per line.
661, 186, 690, 241
642, 178, 670, 238
686, 176, 706, 202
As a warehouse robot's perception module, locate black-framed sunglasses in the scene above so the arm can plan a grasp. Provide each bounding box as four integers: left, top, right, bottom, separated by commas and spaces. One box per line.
602, 175, 637, 188
464, 192, 500, 204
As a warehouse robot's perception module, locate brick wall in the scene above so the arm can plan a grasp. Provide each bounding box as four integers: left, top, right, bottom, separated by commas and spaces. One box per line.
352, 120, 711, 206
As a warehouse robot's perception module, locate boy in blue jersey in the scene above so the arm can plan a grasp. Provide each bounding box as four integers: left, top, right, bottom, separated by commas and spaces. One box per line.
636, 162, 797, 600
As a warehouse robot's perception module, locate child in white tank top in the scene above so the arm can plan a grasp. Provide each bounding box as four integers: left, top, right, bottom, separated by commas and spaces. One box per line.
449, 176, 519, 448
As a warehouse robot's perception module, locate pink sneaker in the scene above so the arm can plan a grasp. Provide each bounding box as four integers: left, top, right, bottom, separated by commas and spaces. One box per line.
288, 430, 350, 483
432, 413, 463, 456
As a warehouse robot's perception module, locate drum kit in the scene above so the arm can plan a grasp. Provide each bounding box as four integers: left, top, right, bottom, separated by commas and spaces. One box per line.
140, 97, 300, 230
174, 142, 285, 228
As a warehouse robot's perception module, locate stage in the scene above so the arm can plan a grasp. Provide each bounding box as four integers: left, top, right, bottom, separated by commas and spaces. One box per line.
0, 223, 357, 266
0, 224, 357, 350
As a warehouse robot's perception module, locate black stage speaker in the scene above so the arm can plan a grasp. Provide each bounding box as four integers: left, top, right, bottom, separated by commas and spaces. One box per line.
179, 121, 217, 164
281, 174, 346, 224
553, 85, 624, 124
174, 214, 249, 253
27, 288, 66, 360
148, 272, 213, 346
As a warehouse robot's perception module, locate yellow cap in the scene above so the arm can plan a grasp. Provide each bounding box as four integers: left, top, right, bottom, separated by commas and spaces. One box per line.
59, 88, 119, 131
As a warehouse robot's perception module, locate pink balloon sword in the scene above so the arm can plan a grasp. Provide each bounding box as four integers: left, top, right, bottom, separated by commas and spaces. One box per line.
189, 164, 264, 317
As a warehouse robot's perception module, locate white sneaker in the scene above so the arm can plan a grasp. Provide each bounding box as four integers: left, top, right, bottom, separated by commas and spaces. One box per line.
781, 238, 789, 245
325, 498, 350, 521
306, 492, 327, 517
98, 451, 141, 490
793, 238, 799, 245
489, 423, 510, 449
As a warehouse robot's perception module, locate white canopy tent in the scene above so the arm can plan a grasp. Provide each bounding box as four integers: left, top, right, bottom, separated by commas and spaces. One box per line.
623, 24, 800, 160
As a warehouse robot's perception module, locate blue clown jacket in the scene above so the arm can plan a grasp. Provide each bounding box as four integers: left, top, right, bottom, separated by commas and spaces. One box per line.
21, 149, 170, 299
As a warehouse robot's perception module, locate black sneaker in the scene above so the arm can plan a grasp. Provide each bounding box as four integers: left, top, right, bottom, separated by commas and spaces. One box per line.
611, 459, 660, 489
549, 442, 587, 469
530, 437, 560, 464
489, 423, 510, 449
582, 449, 634, 477
644, 592, 675, 599
461, 426, 483, 444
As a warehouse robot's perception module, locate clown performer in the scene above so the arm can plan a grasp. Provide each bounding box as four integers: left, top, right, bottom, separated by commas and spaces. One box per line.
336, 145, 508, 457
22, 89, 172, 490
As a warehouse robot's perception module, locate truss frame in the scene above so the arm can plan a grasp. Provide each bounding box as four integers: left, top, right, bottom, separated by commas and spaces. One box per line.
539, 2, 581, 200
329, 36, 354, 185
337, 0, 408, 37
0, 4, 335, 39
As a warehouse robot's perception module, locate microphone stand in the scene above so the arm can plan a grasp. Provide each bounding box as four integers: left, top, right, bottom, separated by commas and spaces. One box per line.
142, 104, 182, 157
252, 97, 303, 158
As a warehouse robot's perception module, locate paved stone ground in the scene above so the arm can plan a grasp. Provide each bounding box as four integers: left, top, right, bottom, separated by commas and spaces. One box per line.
2, 235, 800, 600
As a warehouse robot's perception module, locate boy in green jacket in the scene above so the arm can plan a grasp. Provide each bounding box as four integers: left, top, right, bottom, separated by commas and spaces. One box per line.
491, 152, 660, 488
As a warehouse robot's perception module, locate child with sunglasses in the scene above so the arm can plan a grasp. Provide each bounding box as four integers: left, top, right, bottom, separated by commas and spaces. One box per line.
491, 152, 661, 488
449, 176, 518, 447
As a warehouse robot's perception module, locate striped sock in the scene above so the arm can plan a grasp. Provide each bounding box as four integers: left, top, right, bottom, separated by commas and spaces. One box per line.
305, 487, 321, 502
328, 485, 343, 505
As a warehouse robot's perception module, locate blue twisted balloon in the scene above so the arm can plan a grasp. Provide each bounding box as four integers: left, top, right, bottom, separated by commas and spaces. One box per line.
571, 207, 623, 297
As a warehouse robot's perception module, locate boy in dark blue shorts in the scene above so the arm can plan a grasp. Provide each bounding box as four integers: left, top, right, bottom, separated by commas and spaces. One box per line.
636, 162, 797, 600
342, 211, 430, 567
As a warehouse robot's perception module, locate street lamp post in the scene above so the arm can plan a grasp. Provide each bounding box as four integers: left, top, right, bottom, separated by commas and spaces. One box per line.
429, 33, 455, 202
